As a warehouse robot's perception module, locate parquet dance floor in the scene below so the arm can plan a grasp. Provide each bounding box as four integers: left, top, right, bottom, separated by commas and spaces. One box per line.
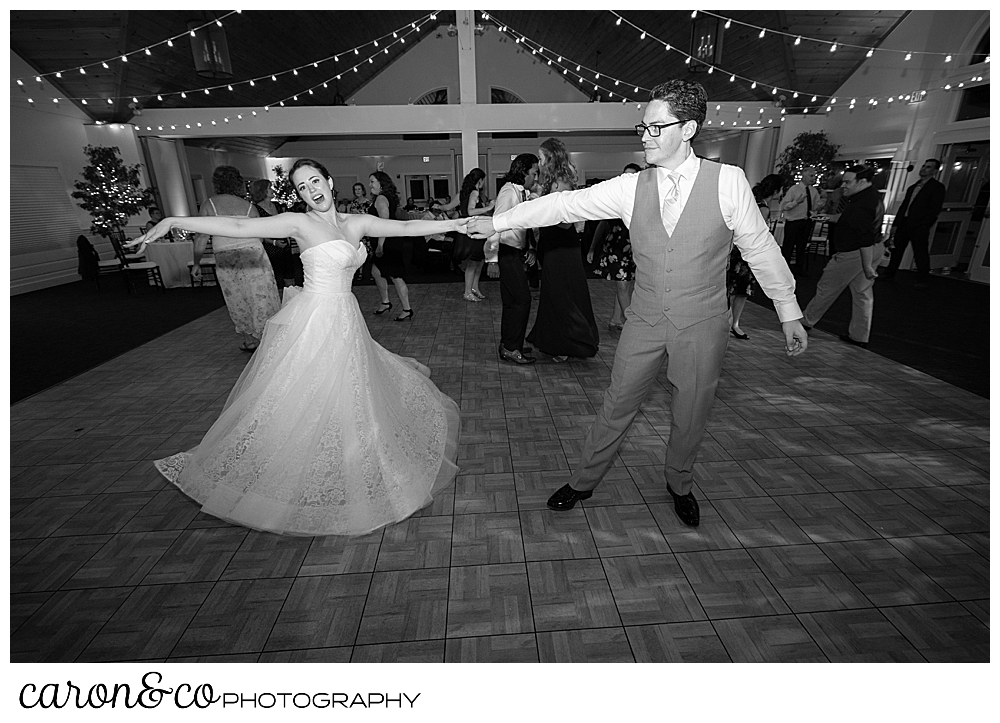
10, 280, 989, 662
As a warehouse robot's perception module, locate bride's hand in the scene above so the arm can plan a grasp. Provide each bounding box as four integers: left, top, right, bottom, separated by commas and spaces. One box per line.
453, 218, 471, 234
125, 218, 172, 249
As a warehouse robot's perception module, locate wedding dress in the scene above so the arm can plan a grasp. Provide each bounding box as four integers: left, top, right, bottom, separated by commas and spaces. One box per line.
156, 238, 460, 536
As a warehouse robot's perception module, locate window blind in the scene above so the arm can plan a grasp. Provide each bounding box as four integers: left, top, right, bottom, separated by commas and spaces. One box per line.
11, 165, 83, 256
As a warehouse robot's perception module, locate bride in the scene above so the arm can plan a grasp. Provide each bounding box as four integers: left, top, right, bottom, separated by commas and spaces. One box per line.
129, 158, 467, 536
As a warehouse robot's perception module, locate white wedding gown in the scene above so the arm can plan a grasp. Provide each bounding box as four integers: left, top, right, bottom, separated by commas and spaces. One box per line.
156, 238, 460, 536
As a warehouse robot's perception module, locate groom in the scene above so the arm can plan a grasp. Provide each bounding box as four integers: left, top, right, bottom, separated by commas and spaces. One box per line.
468, 79, 807, 527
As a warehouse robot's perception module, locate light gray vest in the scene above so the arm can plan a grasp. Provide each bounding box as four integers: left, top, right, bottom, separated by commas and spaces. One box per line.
629, 161, 732, 329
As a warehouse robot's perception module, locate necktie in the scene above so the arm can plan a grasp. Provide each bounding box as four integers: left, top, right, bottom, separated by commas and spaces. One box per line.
805, 184, 812, 218
661, 172, 681, 236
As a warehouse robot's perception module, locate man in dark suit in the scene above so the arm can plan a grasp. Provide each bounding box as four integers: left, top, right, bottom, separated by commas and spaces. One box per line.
882, 158, 946, 287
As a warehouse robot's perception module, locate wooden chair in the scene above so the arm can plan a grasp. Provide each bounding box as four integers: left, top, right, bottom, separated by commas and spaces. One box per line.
803, 221, 830, 271
109, 233, 165, 294
109, 227, 145, 263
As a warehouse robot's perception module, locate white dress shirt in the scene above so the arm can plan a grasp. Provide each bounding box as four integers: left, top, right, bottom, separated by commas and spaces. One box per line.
780, 182, 820, 222
483, 182, 530, 264
492, 151, 802, 322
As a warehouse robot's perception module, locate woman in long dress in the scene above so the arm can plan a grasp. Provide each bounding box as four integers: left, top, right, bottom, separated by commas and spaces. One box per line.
451, 168, 495, 302
194, 166, 281, 351
526, 138, 599, 362
129, 158, 467, 537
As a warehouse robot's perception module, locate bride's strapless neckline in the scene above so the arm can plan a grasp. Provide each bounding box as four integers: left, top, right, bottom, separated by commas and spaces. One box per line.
302, 238, 359, 254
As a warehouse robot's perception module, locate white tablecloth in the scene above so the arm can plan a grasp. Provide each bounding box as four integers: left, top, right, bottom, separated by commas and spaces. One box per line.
145, 241, 194, 288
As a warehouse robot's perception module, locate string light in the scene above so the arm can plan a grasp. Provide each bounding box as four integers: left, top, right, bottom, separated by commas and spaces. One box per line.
680, 10, 965, 59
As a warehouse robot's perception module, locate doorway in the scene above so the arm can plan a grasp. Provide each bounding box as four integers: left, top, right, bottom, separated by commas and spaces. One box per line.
928, 140, 989, 276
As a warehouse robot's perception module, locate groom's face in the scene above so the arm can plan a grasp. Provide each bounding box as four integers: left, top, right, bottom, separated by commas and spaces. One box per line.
641, 100, 692, 169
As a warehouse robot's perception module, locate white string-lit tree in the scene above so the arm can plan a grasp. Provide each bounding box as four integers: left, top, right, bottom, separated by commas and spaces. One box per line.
71, 145, 153, 238
776, 131, 840, 189
270, 165, 299, 209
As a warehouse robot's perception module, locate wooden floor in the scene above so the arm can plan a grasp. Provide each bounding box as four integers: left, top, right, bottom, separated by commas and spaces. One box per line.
10, 280, 989, 663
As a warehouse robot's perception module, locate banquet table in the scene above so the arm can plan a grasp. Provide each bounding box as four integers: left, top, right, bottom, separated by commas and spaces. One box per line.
145, 241, 193, 288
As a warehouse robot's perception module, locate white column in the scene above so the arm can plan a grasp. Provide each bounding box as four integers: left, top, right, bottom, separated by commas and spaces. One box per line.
456, 9, 479, 178
143, 137, 194, 217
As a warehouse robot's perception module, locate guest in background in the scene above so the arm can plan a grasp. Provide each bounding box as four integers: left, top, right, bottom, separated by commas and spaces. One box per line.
803, 165, 883, 349
347, 181, 374, 282
588, 163, 643, 332
728, 173, 784, 339
369, 171, 414, 321
348, 182, 372, 215
882, 158, 946, 288
779, 166, 821, 275
144, 206, 163, 233
452, 168, 495, 302
526, 138, 599, 362
484, 153, 540, 364
249, 178, 291, 289
193, 166, 281, 352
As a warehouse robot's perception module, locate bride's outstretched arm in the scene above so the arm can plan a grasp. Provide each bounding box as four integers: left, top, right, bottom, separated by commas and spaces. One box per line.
127, 213, 303, 253
356, 214, 469, 240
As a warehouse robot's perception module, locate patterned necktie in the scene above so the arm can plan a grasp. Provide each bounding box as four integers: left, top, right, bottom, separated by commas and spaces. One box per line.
661, 171, 681, 236
805, 184, 813, 218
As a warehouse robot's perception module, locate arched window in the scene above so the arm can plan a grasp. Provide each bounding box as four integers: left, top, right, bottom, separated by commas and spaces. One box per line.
491, 88, 524, 104
415, 88, 449, 105
969, 29, 989, 65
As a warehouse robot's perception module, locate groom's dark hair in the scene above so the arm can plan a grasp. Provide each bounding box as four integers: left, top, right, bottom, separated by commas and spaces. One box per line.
649, 80, 708, 141
503, 153, 539, 186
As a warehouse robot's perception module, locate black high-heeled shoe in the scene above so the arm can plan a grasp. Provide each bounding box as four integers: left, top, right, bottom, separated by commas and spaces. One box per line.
374, 301, 392, 315
395, 308, 414, 321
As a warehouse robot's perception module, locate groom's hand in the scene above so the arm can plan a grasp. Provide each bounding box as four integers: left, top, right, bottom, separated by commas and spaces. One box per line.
467, 216, 498, 239
782, 319, 808, 357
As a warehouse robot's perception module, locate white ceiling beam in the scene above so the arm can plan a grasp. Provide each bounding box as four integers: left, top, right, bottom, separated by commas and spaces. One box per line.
134, 101, 784, 138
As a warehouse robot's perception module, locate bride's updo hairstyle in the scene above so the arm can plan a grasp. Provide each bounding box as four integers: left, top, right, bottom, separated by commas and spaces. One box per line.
289, 158, 333, 200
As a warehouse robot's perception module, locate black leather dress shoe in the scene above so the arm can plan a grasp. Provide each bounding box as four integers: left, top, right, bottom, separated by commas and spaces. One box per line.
668, 486, 700, 527
546, 484, 593, 511
499, 345, 536, 364
838, 333, 868, 349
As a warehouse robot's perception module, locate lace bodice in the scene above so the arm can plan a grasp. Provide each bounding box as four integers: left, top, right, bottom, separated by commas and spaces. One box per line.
301, 239, 366, 295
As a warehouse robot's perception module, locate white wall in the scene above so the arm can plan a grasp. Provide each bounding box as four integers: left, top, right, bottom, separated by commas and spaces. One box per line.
817, 10, 988, 210
10, 51, 150, 293
348, 24, 590, 106
183, 145, 269, 208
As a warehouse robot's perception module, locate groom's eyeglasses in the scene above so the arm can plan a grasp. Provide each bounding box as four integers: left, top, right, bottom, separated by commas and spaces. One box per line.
634, 120, 686, 137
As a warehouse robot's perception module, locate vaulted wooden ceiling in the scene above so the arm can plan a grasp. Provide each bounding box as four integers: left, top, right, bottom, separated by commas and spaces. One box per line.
11, 9, 909, 156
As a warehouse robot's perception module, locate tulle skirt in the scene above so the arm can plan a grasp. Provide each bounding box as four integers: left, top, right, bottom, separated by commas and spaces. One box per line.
156, 286, 460, 536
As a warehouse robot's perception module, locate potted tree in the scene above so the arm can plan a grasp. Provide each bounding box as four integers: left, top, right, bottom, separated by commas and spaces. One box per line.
72, 145, 153, 240
775, 131, 840, 188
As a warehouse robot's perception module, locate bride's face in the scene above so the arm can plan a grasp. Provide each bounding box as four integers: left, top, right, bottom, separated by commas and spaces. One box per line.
292, 167, 335, 212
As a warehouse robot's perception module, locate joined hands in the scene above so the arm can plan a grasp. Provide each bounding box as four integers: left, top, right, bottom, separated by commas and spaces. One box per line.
466, 216, 497, 239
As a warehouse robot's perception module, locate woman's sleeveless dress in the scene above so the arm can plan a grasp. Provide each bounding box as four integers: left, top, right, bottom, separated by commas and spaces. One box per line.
593, 219, 636, 282
527, 223, 600, 358
207, 197, 281, 336
155, 239, 460, 536
452, 197, 486, 262
368, 196, 412, 280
